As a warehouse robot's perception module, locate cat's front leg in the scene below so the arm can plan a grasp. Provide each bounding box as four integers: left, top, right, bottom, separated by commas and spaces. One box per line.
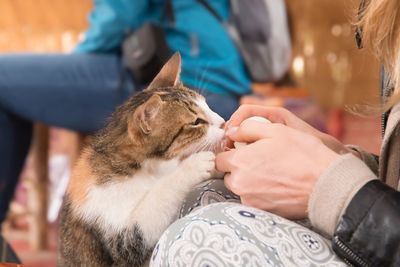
179, 151, 217, 184
107, 152, 216, 266
131, 151, 216, 247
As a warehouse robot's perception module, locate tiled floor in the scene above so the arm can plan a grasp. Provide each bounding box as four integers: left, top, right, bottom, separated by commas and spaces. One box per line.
3, 223, 57, 267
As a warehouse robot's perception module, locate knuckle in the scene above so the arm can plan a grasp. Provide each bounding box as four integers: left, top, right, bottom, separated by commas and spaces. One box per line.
270, 123, 285, 133
241, 196, 253, 206
235, 124, 248, 137
240, 196, 259, 208
229, 152, 243, 169
225, 173, 243, 195
275, 107, 292, 122
238, 104, 251, 112
237, 104, 254, 116
240, 119, 253, 129
277, 107, 290, 116
233, 106, 246, 117
238, 119, 260, 135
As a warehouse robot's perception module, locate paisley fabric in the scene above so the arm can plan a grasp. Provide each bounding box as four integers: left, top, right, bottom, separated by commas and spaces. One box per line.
151, 179, 346, 267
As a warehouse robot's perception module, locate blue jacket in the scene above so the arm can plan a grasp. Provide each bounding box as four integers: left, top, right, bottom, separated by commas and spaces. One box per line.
75, 0, 251, 95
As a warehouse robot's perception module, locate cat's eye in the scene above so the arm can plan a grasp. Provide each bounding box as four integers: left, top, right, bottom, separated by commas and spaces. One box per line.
192, 118, 207, 126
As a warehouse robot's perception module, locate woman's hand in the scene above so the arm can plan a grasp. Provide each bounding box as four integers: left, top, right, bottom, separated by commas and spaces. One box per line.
225, 105, 353, 156
216, 120, 339, 219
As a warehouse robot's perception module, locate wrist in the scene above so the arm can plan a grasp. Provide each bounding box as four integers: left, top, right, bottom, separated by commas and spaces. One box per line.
321, 134, 355, 156
314, 142, 340, 181
308, 154, 378, 236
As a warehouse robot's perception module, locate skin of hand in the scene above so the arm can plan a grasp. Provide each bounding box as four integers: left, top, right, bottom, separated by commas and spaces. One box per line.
224, 105, 357, 157
216, 118, 340, 220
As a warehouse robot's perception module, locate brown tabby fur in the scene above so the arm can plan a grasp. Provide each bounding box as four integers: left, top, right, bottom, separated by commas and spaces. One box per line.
58, 53, 221, 266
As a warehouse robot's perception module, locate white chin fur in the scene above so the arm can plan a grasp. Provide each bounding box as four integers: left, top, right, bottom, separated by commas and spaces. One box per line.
180, 127, 224, 158
181, 98, 225, 155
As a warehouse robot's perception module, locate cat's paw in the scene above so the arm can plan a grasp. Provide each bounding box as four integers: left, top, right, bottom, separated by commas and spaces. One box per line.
181, 151, 216, 183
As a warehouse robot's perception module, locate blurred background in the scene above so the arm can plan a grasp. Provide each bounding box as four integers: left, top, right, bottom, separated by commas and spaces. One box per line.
0, 0, 381, 266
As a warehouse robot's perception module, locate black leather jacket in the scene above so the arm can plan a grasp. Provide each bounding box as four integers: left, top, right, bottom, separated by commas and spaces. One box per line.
332, 180, 400, 266
332, 71, 400, 266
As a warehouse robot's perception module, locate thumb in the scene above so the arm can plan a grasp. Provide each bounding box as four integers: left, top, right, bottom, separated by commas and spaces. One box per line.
225, 120, 270, 144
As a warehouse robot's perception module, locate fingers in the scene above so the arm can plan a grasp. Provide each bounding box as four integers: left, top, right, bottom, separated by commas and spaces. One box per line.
223, 173, 233, 192
228, 105, 289, 128
215, 150, 235, 173
226, 120, 286, 143
223, 172, 243, 196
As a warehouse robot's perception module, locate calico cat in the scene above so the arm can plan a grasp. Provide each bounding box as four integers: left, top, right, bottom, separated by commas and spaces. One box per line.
58, 53, 225, 267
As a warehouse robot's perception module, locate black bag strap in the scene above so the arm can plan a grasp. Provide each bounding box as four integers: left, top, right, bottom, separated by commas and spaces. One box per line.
197, 0, 224, 23
162, 0, 225, 26
161, 0, 176, 25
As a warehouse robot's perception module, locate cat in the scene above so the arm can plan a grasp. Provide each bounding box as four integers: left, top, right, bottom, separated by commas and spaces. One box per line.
58, 53, 225, 267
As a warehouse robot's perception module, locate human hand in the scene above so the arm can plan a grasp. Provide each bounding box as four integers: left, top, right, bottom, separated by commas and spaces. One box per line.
233, 116, 271, 148
216, 120, 339, 219
225, 105, 353, 156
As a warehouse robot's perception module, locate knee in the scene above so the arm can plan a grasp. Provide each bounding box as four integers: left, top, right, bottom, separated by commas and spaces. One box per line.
151, 203, 266, 266
0, 110, 33, 142
179, 179, 240, 218
151, 203, 341, 266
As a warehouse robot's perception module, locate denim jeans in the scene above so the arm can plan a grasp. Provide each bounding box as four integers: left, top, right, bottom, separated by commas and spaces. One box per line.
0, 53, 239, 223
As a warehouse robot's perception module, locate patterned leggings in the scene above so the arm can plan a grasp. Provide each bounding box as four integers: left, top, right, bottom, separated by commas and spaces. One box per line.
150, 179, 346, 267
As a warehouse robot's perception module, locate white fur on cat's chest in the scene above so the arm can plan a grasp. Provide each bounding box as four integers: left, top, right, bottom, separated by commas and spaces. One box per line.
77, 159, 180, 232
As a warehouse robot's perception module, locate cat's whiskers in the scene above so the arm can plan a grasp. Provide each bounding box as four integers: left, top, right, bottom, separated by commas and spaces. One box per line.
185, 139, 206, 155
195, 62, 210, 96
60, 53, 223, 266
191, 137, 217, 154
190, 139, 206, 153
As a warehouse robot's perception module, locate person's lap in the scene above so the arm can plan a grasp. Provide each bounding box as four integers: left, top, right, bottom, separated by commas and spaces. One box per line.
0, 53, 136, 222
0, 53, 237, 132
0, 53, 136, 133
151, 179, 346, 267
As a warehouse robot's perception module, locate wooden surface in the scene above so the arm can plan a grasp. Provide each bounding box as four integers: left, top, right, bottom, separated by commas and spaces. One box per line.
28, 125, 49, 251
0, 0, 91, 250
252, 83, 309, 98
286, 0, 380, 108
0, 0, 91, 52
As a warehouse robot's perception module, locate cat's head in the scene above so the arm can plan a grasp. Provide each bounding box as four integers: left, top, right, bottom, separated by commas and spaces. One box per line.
98, 53, 225, 162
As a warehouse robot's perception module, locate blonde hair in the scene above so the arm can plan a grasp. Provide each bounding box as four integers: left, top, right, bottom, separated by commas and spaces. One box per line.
358, 0, 400, 110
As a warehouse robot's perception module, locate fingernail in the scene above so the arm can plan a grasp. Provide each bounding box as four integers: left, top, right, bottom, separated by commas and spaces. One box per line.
225, 126, 238, 136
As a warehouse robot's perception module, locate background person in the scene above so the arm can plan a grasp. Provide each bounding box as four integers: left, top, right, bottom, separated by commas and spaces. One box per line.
0, 0, 250, 226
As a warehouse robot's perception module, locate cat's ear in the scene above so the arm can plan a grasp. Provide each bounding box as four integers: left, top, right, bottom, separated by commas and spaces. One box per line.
132, 94, 163, 135
147, 52, 182, 90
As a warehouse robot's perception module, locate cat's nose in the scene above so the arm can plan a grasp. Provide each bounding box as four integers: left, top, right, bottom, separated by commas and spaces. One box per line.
219, 122, 225, 129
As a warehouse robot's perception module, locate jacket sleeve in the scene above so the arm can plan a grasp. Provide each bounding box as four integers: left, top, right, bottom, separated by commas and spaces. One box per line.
346, 145, 379, 176
308, 153, 377, 237
75, 0, 148, 53
332, 180, 400, 266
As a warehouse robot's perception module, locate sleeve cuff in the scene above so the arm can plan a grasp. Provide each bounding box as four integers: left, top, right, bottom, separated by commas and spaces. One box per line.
308, 153, 378, 237
346, 145, 379, 175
